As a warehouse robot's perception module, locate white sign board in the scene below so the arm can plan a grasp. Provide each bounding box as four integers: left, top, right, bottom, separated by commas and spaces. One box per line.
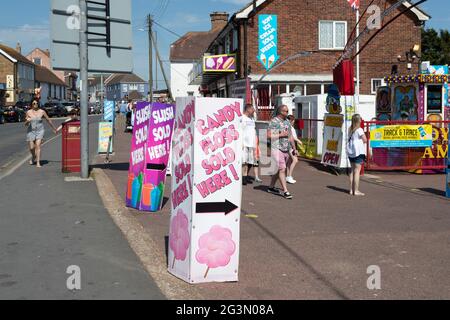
321, 114, 348, 168
50, 0, 133, 73
169, 97, 243, 284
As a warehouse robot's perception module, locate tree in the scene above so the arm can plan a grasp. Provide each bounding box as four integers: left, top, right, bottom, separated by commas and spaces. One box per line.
421, 28, 450, 65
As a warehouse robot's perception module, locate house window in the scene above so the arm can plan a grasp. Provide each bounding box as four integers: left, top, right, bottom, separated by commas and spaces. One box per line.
371, 78, 385, 94
33, 58, 41, 65
129, 84, 138, 91
319, 21, 347, 50
232, 29, 238, 51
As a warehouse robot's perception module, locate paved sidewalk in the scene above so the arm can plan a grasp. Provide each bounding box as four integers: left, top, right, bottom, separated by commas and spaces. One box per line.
95, 123, 450, 300
0, 121, 165, 300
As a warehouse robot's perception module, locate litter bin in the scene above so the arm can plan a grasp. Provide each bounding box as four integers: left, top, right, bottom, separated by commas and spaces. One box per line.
62, 120, 81, 173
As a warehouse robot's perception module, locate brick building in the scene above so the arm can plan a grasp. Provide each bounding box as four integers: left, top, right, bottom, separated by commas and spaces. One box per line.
34, 64, 68, 104
0, 43, 35, 106
189, 0, 429, 114
26, 48, 78, 101
170, 12, 229, 99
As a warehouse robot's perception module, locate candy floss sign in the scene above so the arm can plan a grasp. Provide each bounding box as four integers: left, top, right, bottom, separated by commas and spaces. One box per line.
168, 97, 243, 284
126, 102, 175, 212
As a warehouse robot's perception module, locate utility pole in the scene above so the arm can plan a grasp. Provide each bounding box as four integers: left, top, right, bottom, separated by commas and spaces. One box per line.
148, 14, 153, 102
155, 31, 158, 91
151, 31, 173, 101
79, 0, 89, 179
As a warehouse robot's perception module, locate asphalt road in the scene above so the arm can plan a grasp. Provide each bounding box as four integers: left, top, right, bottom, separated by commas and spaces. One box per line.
0, 117, 68, 170
0, 115, 165, 299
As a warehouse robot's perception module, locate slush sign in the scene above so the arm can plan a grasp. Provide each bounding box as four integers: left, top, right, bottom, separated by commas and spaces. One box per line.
258, 15, 279, 70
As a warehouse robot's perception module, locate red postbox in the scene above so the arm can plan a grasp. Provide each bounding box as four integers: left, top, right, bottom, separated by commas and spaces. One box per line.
62, 121, 81, 173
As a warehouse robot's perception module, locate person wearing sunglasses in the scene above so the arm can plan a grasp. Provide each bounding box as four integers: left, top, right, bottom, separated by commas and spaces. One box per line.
25, 99, 57, 168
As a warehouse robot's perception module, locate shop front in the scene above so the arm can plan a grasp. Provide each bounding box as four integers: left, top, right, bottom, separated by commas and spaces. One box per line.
369, 65, 449, 173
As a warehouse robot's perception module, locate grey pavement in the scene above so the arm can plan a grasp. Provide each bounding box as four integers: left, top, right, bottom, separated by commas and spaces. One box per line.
0, 117, 165, 300
97, 123, 450, 300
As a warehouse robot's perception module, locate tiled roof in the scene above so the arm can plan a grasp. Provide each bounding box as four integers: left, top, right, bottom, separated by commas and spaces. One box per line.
0, 44, 35, 65
170, 28, 223, 62
105, 73, 145, 85
35, 65, 67, 87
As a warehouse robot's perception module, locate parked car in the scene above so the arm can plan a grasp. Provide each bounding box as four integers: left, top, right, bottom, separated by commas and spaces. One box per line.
43, 102, 68, 118
3, 105, 26, 122
15, 100, 31, 111
62, 102, 78, 113
0, 106, 6, 124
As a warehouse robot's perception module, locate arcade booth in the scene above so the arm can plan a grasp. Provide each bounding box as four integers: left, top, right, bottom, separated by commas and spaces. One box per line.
371, 65, 449, 173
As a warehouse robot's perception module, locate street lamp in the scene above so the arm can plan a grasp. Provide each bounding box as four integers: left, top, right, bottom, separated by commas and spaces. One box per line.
397, 44, 421, 72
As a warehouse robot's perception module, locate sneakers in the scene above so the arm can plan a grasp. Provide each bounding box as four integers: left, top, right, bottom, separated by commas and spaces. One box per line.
283, 192, 293, 199
267, 187, 280, 195
268, 188, 293, 199
254, 177, 263, 183
286, 176, 297, 184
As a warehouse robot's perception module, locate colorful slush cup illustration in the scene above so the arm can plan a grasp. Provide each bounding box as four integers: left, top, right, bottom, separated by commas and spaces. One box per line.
196, 226, 236, 279
126, 173, 165, 211
170, 209, 191, 269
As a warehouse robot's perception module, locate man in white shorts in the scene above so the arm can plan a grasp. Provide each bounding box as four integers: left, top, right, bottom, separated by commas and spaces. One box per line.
242, 104, 257, 185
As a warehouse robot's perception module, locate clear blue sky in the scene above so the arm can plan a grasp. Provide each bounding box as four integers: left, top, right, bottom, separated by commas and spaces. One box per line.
0, 0, 448, 85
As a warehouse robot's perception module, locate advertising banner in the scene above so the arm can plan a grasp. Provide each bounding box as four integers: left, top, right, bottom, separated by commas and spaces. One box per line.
258, 15, 279, 70
103, 100, 115, 122
370, 125, 433, 148
203, 54, 236, 72
169, 97, 243, 284
321, 114, 344, 167
98, 122, 113, 153
126, 102, 175, 212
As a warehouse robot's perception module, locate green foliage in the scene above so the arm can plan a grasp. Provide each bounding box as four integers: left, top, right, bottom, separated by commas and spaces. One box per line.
422, 28, 450, 65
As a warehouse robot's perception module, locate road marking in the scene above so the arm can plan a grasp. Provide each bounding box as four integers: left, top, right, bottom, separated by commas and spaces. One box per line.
0, 134, 61, 181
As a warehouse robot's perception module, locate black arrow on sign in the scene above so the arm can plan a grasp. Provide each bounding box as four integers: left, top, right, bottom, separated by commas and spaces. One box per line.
196, 200, 239, 216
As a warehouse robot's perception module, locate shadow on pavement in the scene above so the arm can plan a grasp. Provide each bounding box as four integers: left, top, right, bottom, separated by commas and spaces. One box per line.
92, 162, 129, 171
241, 207, 350, 300
418, 188, 446, 197
327, 186, 350, 194
164, 236, 169, 266
304, 159, 342, 176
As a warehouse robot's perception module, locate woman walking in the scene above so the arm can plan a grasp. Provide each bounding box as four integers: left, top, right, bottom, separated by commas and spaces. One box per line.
25, 99, 57, 168
347, 114, 367, 196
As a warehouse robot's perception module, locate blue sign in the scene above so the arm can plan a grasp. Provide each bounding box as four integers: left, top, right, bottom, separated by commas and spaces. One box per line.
103, 100, 115, 122
258, 15, 279, 70
423, 65, 449, 75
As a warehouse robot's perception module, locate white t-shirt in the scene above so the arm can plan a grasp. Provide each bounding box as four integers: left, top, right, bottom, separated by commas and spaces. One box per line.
291, 126, 298, 141
347, 128, 366, 158
242, 115, 257, 148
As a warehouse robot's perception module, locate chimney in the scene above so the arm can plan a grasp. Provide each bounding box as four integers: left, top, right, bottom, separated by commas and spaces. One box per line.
210, 12, 229, 30
16, 42, 22, 54
45, 49, 50, 57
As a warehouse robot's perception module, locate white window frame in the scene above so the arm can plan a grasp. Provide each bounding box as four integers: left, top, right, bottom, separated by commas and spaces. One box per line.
319, 21, 347, 50
371, 78, 385, 94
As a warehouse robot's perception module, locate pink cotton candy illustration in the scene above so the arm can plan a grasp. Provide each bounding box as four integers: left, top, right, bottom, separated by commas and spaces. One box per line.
196, 225, 236, 278
169, 209, 190, 268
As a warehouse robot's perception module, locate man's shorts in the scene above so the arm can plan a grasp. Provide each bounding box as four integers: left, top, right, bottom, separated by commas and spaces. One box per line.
271, 148, 290, 171
243, 147, 256, 165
